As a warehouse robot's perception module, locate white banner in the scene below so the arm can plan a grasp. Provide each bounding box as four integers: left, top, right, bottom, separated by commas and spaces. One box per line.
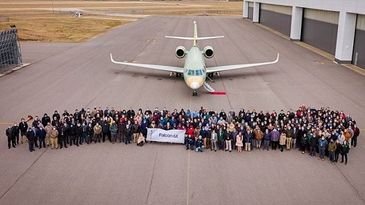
146, 128, 185, 144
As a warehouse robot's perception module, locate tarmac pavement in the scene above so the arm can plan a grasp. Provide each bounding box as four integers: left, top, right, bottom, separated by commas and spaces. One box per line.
0, 16, 364, 205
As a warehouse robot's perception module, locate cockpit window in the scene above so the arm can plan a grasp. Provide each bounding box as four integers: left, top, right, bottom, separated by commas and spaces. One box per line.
187, 69, 204, 76
195, 70, 204, 76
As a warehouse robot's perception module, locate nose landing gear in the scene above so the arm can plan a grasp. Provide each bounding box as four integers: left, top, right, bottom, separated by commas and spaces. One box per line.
192, 90, 198, 96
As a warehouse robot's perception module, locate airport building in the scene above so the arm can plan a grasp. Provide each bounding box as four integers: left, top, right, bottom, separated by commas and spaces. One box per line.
242, 0, 365, 69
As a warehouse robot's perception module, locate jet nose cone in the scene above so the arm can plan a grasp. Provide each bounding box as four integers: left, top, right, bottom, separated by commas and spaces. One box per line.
190, 82, 200, 89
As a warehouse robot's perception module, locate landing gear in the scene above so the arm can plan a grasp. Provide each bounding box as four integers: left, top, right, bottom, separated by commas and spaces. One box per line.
192, 90, 198, 96
208, 73, 214, 78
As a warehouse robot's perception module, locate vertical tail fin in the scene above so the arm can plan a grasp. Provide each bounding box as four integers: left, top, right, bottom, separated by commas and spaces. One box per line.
193, 21, 198, 46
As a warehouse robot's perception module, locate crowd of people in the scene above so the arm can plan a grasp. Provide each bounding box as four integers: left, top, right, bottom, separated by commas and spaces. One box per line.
6, 106, 360, 165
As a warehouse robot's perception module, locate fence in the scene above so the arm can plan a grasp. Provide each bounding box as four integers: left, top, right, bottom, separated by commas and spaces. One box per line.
0, 28, 22, 71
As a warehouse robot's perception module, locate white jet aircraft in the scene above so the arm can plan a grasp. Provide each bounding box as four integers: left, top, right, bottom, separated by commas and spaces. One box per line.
110, 21, 279, 96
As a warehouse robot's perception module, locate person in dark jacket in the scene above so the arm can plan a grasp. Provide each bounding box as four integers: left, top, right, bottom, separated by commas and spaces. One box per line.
11, 123, 20, 145
309, 133, 317, 157
263, 129, 271, 151
335, 140, 342, 162
41, 113, 51, 127
341, 140, 350, 165
101, 120, 109, 143
270, 128, 280, 150
38, 127, 46, 149
195, 135, 203, 152
124, 120, 132, 144
75, 123, 82, 146
26, 127, 35, 152
19, 118, 28, 144
110, 121, 118, 144
58, 123, 68, 149
351, 124, 360, 148
6, 126, 15, 149
86, 123, 93, 144
68, 124, 76, 146
318, 136, 328, 160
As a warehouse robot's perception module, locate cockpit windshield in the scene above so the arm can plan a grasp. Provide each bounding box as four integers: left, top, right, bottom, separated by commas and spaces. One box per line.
187, 69, 204, 76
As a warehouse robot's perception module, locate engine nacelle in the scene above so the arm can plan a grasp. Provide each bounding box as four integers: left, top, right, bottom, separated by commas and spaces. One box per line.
203, 46, 214, 58
175, 46, 186, 58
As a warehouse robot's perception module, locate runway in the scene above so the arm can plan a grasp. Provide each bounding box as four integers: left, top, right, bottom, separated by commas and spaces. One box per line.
0, 16, 364, 205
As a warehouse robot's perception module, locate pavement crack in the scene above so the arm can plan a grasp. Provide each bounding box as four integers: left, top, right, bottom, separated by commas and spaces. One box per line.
335, 165, 365, 205
145, 152, 158, 205
0, 148, 48, 201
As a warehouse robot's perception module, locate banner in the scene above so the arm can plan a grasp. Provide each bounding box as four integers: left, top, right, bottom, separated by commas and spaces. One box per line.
146, 128, 185, 144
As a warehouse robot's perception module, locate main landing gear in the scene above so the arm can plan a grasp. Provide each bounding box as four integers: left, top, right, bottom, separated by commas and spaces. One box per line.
192, 90, 198, 96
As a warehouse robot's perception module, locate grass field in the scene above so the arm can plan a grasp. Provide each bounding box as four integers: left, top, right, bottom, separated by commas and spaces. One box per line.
0, 1, 243, 42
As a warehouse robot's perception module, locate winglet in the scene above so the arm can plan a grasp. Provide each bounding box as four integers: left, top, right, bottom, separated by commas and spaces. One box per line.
275, 53, 280, 63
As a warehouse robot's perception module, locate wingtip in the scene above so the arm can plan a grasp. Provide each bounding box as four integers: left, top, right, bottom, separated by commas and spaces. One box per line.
110, 53, 115, 63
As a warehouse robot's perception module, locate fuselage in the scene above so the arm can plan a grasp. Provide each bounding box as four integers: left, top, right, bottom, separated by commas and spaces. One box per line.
183, 46, 207, 90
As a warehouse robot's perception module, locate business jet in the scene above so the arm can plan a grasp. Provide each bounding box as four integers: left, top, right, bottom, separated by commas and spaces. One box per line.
110, 21, 279, 96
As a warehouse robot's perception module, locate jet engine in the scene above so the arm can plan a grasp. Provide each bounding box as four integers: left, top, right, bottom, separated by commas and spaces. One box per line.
203, 46, 214, 58
175, 46, 186, 58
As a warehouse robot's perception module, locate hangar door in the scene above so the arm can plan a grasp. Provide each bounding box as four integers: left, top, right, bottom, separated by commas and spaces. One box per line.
248, 2, 253, 20
353, 15, 365, 69
260, 4, 292, 36
302, 9, 339, 55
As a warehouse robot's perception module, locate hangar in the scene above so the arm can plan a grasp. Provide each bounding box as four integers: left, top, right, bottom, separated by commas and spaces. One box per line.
243, 0, 365, 69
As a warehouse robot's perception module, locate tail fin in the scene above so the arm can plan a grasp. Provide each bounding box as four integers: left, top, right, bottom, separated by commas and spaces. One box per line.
165, 21, 224, 46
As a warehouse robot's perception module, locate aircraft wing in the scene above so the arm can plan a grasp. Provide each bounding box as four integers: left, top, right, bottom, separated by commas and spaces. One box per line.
206, 53, 279, 73
110, 53, 183, 73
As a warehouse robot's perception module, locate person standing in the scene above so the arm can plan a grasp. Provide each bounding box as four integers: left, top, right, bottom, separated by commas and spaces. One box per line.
225, 131, 232, 152
263, 129, 271, 151
341, 140, 350, 165
254, 126, 263, 149
11, 123, 20, 145
100, 119, 109, 143
69, 124, 76, 146
244, 128, 253, 151
50, 127, 59, 149
19, 118, 28, 144
38, 127, 46, 149
308, 132, 317, 157
75, 123, 82, 146
44, 122, 53, 147
58, 123, 68, 149
335, 140, 342, 162
93, 122, 102, 143
235, 132, 243, 152
318, 136, 328, 160
211, 129, 218, 151
6, 126, 15, 149
110, 120, 118, 144
270, 128, 280, 150
351, 124, 360, 147
124, 120, 132, 144
279, 132, 287, 152
217, 126, 226, 150
286, 126, 293, 150
26, 127, 35, 152
328, 139, 336, 162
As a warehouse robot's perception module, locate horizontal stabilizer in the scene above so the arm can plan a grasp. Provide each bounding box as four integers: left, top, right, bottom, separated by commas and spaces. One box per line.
165, 36, 224, 41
